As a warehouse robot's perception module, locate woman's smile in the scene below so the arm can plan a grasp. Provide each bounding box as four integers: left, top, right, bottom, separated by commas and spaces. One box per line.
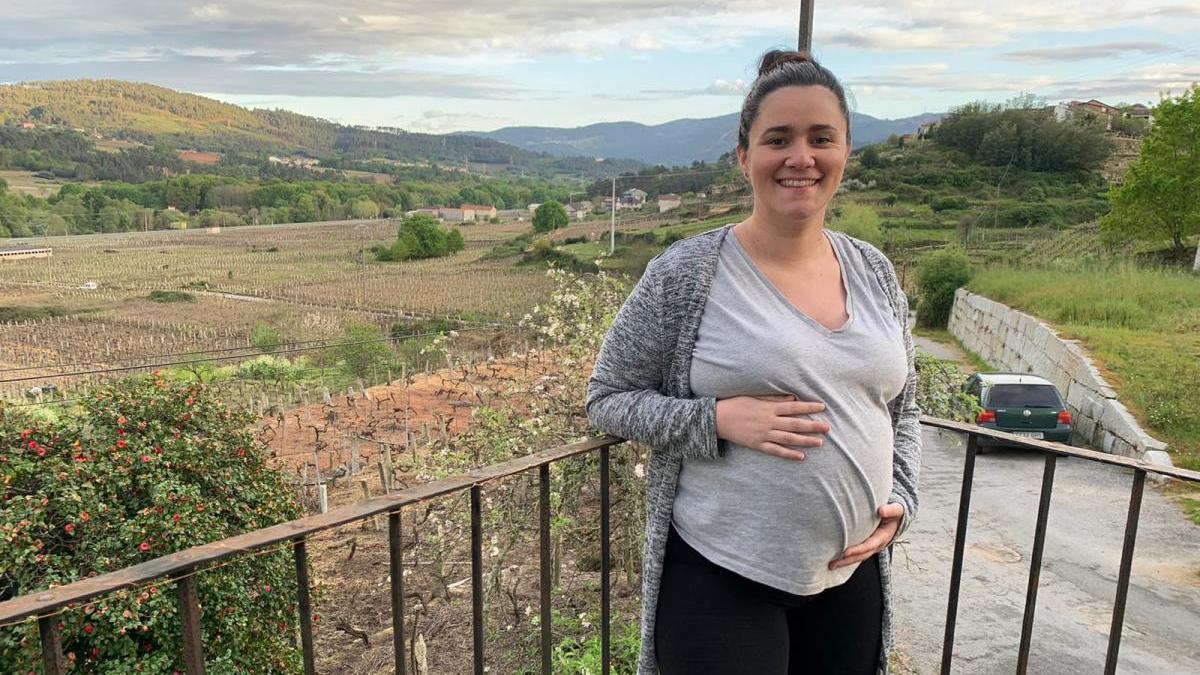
776, 177, 822, 189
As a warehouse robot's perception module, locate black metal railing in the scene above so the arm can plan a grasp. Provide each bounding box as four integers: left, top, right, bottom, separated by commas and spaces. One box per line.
0, 435, 620, 675
921, 416, 1199, 675
2, 420, 1197, 674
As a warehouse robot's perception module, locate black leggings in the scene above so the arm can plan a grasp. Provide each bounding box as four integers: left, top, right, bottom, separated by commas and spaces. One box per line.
655, 525, 882, 674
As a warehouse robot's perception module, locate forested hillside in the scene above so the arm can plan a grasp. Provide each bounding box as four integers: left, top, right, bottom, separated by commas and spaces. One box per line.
0, 80, 640, 176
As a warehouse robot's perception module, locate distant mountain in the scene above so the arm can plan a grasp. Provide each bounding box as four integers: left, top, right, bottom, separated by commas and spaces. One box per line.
466, 111, 943, 166
0, 80, 641, 176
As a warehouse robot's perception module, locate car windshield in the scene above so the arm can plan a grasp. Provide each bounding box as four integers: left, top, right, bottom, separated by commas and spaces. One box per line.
986, 384, 1062, 408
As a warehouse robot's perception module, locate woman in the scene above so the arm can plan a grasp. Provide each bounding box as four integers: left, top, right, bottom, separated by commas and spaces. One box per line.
586, 50, 921, 675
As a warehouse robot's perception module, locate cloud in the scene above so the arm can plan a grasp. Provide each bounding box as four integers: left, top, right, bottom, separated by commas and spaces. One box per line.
825, 27, 1006, 51
637, 78, 747, 97
0, 55, 530, 99
191, 4, 228, 21
843, 60, 1200, 106
405, 109, 511, 133
1002, 41, 1180, 62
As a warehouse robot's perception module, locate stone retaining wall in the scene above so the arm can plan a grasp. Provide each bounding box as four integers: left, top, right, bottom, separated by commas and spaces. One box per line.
948, 288, 1168, 459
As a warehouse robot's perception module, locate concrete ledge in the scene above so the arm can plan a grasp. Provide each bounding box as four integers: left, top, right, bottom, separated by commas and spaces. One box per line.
949, 288, 1171, 465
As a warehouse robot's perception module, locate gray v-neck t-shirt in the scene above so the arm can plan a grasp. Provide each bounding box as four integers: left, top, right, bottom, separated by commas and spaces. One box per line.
673, 229, 908, 595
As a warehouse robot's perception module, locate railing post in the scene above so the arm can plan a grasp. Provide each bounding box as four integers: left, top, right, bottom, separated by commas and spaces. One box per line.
539, 464, 553, 675
1017, 453, 1057, 673
38, 615, 66, 675
294, 538, 317, 675
941, 433, 979, 674
470, 485, 484, 675
176, 572, 206, 674
389, 510, 407, 675
600, 446, 611, 675
1104, 469, 1146, 675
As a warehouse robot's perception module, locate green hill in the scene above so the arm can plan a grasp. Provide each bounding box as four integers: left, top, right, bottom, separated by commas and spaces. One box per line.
0, 80, 637, 175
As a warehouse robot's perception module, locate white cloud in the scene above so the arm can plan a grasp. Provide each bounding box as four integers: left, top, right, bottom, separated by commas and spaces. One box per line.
1002, 41, 1180, 62
190, 4, 227, 20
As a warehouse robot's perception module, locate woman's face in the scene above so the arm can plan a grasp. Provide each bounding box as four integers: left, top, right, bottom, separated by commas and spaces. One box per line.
738, 85, 850, 226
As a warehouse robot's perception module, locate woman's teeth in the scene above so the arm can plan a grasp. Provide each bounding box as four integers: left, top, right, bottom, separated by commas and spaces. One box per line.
778, 178, 819, 187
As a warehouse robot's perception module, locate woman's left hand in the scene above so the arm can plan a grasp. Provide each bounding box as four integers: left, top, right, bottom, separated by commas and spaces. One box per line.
829, 503, 904, 570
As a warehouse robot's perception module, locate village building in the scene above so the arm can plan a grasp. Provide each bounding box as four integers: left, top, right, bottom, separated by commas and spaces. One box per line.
658, 194, 682, 213
0, 246, 53, 261
267, 155, 320, 168
566, 201, 593, 220
1054, 99, 1128, 130
439, 207, 466, 222
620, 188, 648, 208
460, 204, 498, 221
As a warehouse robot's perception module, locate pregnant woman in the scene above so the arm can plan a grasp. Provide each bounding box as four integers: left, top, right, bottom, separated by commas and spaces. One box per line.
586, 50, 921, 674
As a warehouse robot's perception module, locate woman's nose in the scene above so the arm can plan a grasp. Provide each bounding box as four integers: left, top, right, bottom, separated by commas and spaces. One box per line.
784, 145, 816, 168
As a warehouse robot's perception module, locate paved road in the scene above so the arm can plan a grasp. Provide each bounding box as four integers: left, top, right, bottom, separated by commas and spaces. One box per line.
892, 427, 1200, 674
913, 334, 969, 364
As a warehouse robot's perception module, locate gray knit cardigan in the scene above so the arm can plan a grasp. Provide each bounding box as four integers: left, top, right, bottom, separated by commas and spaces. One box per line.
586, 224, 922, 675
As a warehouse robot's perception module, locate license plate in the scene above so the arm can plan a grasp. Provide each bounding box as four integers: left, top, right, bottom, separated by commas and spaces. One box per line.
1012, 431, 1044, 439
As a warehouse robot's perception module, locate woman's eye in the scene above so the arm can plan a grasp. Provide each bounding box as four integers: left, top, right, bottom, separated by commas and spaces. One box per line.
767, 138, 787, 146
812, 136, 833, 145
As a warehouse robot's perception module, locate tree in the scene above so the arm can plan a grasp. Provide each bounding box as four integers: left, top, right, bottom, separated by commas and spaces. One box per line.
829, 202, 884, 247
916, 247, 973, 328
328, 323, 392, 378
374, 213, 462, 262
350, 198, 379, 219
859, 144, 885, 169
251, 322, 283, 353
532, 199, 569, 233
1101, 86, 1200, 258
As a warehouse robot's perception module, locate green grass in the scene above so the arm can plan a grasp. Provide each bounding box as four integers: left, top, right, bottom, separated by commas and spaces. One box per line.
968, 266, 1200, 487
147, 290, 196, 303
628, 213, 744, 240
559, 241, 609, 261
968, 266, 1200, 333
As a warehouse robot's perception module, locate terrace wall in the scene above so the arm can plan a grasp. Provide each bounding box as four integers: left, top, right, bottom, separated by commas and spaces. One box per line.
948, 288, 1168, 459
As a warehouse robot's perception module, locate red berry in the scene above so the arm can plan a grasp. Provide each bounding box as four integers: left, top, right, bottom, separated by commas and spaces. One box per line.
116, 439, 127, 449
138, 541, 150, 552
64, 523, 75, 535
83, 624, 94, 635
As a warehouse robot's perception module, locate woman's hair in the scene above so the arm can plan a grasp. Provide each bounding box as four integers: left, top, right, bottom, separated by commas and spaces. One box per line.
737, 50, 851, 151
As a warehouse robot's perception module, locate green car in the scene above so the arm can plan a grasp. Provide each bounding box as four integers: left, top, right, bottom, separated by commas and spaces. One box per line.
963, 373, 1072, 446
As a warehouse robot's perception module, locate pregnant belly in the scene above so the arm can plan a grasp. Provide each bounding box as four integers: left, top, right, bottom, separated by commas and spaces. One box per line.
673, 440, 891, 586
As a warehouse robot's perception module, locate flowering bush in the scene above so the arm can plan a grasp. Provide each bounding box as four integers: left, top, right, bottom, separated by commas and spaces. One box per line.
519, 268, 628, 360
1, 375, 305, 673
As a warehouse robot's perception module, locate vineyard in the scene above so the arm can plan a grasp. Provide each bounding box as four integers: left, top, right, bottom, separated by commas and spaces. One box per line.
0, 219, 559, 402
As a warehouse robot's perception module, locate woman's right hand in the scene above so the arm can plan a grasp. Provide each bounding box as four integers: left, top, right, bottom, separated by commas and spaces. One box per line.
714, 394, 829, 461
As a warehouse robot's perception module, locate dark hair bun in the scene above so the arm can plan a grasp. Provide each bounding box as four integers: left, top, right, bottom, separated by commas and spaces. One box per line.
757, 50, 815, 78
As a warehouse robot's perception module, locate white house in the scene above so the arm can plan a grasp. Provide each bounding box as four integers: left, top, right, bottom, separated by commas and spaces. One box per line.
658, 194, 682, 213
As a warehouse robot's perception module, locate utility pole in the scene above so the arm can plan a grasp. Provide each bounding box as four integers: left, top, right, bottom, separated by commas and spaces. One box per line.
799, 0, 814, 52
609, 177, 617, 255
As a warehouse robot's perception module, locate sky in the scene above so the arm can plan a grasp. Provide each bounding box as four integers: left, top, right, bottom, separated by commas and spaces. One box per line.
1, 1, 1198, 133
